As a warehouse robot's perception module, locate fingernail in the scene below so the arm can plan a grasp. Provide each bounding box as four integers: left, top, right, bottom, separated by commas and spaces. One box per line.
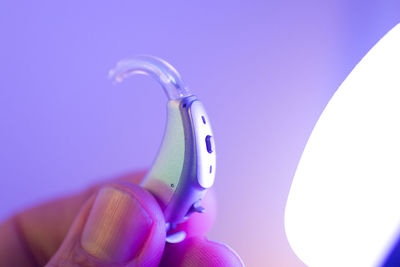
81, 186, 152, 263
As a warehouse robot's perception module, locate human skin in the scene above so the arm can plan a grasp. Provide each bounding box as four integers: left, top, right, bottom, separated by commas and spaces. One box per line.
0, 171, 244, 266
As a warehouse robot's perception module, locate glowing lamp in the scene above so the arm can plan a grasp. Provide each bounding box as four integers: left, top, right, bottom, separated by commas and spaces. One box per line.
285, 23, 400, 267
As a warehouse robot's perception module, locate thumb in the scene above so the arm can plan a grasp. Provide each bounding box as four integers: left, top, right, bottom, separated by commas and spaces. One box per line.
46, 182, 166, 267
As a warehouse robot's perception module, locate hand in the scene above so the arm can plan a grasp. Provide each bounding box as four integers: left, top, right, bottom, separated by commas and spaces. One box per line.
0, 171, 244, 266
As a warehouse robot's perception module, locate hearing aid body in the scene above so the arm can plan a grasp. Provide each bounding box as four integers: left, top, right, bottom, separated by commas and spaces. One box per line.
109, 56, 216, 242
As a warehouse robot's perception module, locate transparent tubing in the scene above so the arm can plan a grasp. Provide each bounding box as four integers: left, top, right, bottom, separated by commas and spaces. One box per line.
109, 55, 192, 100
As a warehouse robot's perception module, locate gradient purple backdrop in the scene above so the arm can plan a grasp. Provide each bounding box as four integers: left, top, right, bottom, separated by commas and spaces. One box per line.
1, 1, 399, 266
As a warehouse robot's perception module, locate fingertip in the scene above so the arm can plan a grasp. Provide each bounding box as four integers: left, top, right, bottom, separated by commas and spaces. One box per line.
47, 181, 166, 267
161, 237, 244, 267
110, 181, 167, 265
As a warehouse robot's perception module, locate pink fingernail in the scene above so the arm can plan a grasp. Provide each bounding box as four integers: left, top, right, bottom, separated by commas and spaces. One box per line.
81, 186, 152, 263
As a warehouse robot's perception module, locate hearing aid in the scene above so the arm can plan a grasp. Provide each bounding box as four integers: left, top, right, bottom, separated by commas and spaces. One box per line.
109, 55, 216, 243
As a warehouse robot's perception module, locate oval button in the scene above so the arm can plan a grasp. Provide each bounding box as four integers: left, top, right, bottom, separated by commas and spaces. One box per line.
205, 135, 214, 153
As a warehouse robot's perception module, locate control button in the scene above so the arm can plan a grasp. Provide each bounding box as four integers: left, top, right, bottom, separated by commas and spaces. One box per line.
205, 135, 214, 153
191, 204, 205, 213
186, 200, 205, 217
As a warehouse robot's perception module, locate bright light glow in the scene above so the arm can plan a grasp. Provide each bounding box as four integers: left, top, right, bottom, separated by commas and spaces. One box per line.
285, 23, 400, 267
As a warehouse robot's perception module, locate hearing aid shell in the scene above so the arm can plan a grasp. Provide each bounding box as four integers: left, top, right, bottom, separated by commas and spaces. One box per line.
109, 56, 216, 242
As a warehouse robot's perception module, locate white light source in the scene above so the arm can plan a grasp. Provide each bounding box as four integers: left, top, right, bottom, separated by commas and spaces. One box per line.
285, 23, 400, 267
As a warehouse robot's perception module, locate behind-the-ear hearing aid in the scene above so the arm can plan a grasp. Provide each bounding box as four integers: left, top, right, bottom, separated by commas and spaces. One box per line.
109, 55, 216, 243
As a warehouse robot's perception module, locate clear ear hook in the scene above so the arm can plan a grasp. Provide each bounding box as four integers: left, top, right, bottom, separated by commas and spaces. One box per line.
108, 55, 192, 100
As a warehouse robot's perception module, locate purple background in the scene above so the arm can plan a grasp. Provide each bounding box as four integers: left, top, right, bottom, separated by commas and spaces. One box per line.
0, 1, 399, 265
